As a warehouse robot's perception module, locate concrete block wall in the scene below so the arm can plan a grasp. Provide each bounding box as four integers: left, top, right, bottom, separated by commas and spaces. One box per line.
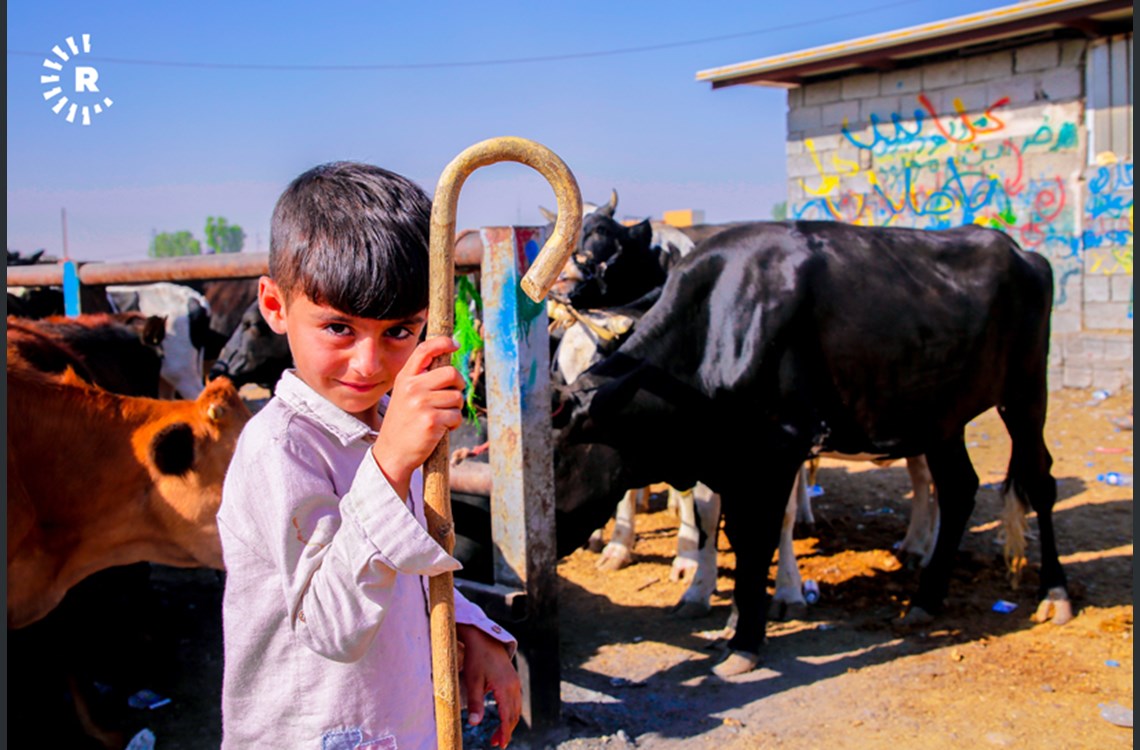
786, 39, 1133, 392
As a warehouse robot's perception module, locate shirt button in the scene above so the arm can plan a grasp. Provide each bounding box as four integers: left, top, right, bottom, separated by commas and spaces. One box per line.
491, 625, 502, 634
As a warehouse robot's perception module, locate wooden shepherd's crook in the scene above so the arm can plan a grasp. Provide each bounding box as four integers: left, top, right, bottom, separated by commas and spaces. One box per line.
425, 136, 582, 750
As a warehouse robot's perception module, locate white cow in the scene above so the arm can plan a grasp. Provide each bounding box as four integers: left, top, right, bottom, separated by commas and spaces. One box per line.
108, 282, 210, 399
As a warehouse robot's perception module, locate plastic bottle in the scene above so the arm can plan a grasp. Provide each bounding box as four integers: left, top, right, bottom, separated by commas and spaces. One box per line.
1098, 472, 1133, 486
802, 579, 821, 604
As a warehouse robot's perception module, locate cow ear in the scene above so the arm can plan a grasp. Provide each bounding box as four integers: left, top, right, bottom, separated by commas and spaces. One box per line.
629, 220, 653, 248
551, 384, 577, 430
187, 298, 211, 351
142, 315, 167, 346
151, 422, 196, 476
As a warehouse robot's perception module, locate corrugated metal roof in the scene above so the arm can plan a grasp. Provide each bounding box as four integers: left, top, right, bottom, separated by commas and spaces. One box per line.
696, 0, 1133, 89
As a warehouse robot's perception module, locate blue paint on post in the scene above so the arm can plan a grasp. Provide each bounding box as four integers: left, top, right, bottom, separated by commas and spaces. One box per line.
523, 238, 540, 266
62, 260, 81, 317
490, 251, 520, 394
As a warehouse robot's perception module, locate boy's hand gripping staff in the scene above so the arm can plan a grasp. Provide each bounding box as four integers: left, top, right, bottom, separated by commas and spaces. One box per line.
424, 137, 581, 750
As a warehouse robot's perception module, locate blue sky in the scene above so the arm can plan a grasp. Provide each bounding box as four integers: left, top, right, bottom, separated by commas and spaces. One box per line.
8, 0, 1014, 262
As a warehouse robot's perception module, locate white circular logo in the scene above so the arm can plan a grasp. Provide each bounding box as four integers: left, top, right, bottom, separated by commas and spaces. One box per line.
41, 34, 113, 125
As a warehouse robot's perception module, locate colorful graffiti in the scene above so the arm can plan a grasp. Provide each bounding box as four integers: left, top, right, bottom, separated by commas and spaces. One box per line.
791, 92, 1133, 308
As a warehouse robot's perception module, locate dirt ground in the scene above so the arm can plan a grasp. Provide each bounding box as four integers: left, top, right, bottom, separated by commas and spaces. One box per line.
20, 386, 1132, 749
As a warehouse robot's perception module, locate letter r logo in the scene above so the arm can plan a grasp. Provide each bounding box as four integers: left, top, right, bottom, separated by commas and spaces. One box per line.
75, 66, 99, 92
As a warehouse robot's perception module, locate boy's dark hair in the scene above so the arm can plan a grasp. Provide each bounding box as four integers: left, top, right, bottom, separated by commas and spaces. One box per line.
269, 161, 431, 320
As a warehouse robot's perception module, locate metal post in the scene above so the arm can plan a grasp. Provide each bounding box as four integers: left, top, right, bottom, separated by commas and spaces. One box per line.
62, 260, 81, 316
481, 226, 561, 730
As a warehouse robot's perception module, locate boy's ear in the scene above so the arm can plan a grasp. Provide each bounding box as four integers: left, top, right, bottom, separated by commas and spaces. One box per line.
258, 276, 289, 335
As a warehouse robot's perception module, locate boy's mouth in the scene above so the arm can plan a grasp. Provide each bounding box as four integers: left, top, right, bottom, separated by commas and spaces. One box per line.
338, 381, 379, 393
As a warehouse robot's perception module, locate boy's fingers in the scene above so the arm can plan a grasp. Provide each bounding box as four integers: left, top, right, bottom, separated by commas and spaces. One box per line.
465, 681, 486, 727
404, 336, 459, 376
418, 365, 467, 392
487, 678, 520, 748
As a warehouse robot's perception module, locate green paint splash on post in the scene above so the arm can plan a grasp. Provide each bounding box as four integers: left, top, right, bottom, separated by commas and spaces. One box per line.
452, 275, 484, 421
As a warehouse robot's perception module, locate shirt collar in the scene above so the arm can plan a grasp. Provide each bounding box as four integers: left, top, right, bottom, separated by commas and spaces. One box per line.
274, 370, 388, 447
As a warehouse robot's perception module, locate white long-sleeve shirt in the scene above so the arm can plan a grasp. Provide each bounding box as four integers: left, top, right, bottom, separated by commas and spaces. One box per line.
218, 370, 514, 750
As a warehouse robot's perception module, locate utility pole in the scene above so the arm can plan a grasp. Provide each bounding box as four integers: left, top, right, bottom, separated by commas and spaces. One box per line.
61, 207, 70, 259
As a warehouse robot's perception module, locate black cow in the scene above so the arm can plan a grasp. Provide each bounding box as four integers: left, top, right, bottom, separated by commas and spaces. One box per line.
199, 278, 260, 361
552, 194, 749, 309
552, 221, 1068, 676
209, 300, 293, 392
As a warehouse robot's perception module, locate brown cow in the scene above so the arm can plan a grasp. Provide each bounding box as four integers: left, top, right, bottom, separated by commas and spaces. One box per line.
6, 365, 251, 629
7, 312, 166, 397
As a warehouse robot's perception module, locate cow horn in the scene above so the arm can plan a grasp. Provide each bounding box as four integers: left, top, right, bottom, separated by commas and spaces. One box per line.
539, 205, 557, 224
207, 404, 224, 421
558, 303, 626, 343
598, 189, 618, 218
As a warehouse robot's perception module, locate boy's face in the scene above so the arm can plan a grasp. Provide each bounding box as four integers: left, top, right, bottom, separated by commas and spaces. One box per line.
258, 277, 426, 427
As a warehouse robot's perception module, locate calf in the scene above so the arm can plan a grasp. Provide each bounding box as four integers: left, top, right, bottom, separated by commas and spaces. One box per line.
7, 365, 251, 628
553, 222, 1067, 676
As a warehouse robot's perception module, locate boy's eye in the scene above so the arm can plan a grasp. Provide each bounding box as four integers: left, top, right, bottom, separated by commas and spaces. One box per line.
385, 326, 414, 340
325, 323, 353, 337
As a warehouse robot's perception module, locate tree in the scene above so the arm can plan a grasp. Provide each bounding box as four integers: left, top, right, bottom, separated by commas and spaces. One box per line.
149, 230, 201, 258
205, 216, 246, 254
770, 201, 788, 221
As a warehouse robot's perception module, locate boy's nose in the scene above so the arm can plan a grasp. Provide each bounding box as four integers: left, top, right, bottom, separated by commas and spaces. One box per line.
348, 337, 382, 375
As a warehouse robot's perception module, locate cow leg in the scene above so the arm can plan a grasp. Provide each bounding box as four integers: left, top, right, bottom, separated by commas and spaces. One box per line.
998, 400, 1070, 624
595, 489, 638, 570
672, 485, 720, 618
714, 469, 798, 678
669, 486, 699, 581
895, 455, 940, 568
798, 459, 817, 527
908, 437, 978, 623
770, 475, 807, 620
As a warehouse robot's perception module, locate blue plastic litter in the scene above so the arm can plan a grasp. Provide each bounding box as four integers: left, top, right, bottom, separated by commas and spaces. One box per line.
992, 600, 1018, 614
128, 689, 170, 710
807, 484, 824, 498
1099, 702, 1133, 728
1105, 660, 1121, 668
125, 729, 156, 750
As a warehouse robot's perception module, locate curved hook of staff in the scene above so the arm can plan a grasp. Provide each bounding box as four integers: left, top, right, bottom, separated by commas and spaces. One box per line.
423, 136, 581, 750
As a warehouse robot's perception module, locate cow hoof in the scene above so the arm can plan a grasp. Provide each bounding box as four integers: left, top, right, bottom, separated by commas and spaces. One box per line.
712, 651, 759, 678
768, 599, 808, 622
586, 538, 605, 554
596, 546, 633, 571
671, 600, 712, 619
669, 557, 698, 582
899, 606, 935, 629
1033, 588, 1074, 625
894, 548, 926, 571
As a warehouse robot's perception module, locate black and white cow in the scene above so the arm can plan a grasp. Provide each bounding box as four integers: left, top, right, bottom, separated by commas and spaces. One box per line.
108, 282, 212, 399
208, 300, 293, 392
551, 221, 1068, 677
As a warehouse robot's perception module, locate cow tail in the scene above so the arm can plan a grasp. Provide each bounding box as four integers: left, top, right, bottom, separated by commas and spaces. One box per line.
999, 473, 1031, 589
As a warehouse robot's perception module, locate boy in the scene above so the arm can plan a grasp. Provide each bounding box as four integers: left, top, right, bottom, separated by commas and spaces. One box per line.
218, 162, 521, 749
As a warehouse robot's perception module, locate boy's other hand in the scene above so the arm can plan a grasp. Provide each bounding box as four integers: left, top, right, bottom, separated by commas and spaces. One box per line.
457, 624, 522, 748
373, 335, 465, 498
